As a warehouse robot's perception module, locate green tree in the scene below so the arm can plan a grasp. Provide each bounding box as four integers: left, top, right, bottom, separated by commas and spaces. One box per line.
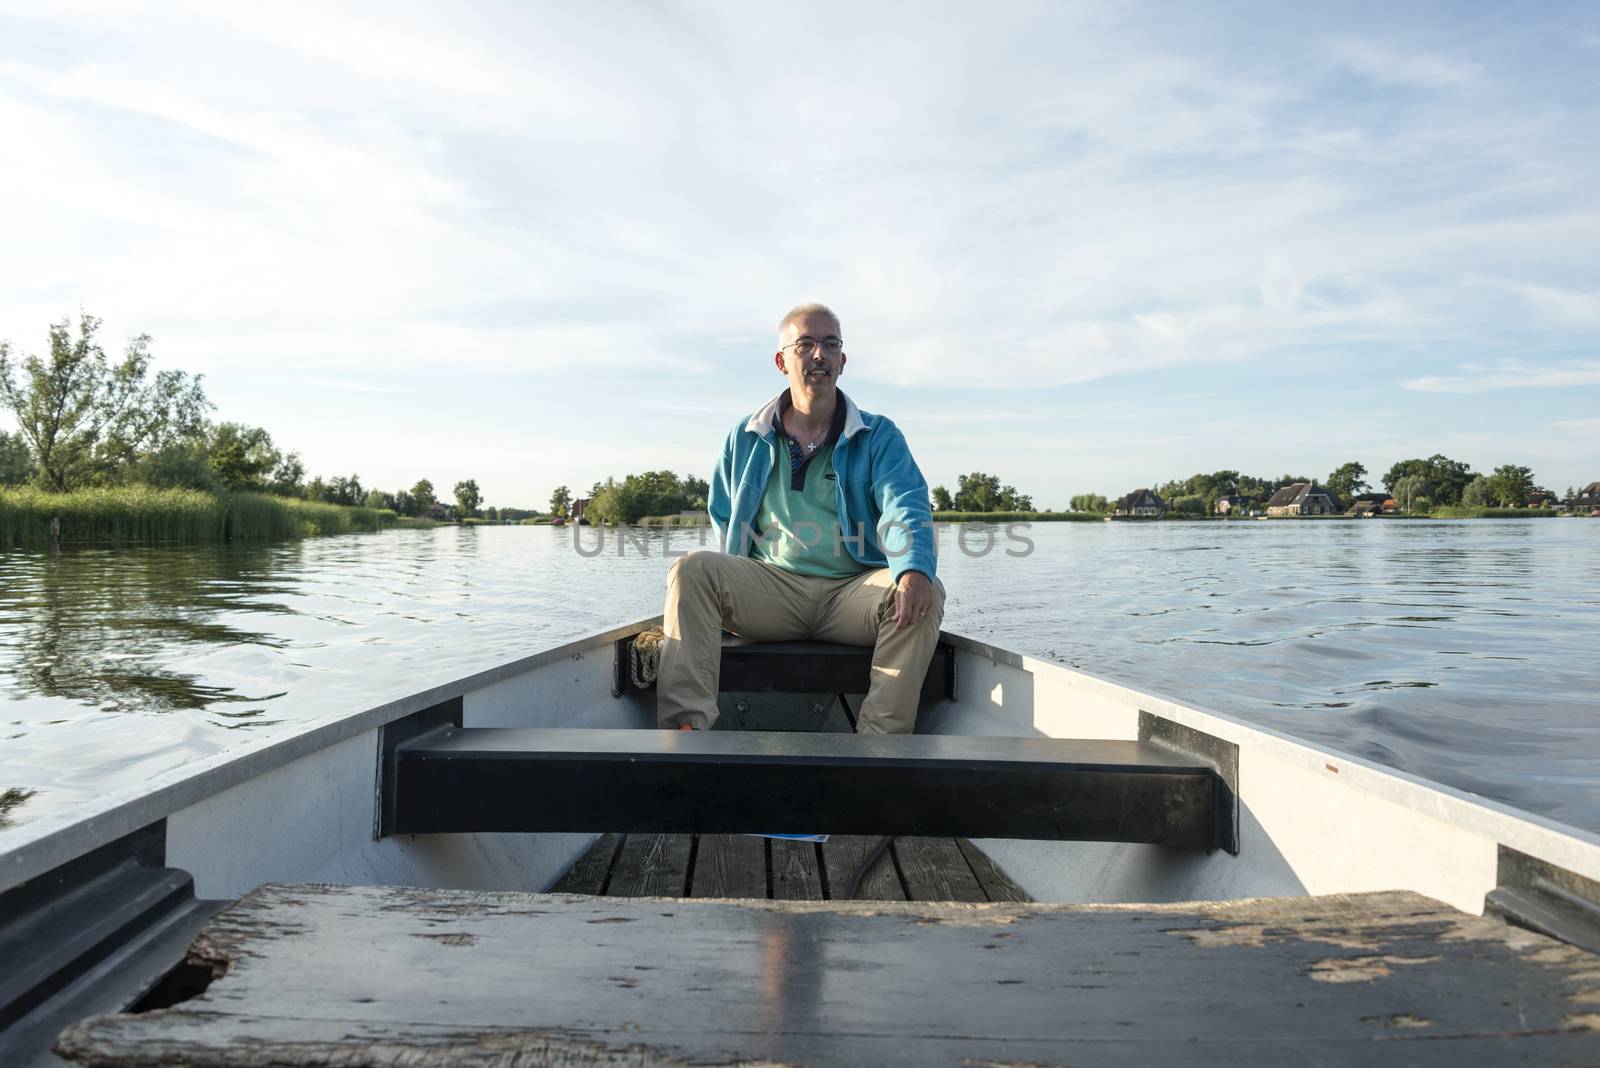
1195, 470, 1238, 513
931, 485, 953, 510
682, 475, 709, 511
586, 477, 621, 522
952, 472, 1031, 511
393, 489, 417, 517
1392, 474, 1433, 513
585, 470, 707, 524
411, 479, 437, 513
999, 486, 1032, 510
1155, 470, 1247, 514
1486, 464, 1536, 507
268, 452, 306, 497
1384, 455, 1474, 505
1460, 476, 1493, 508
1172, 494, 1206, 516
0, 313, 211, 490
1326, 461, 1369, 503
364, 489, 396, 511
1432, 456, 1476, 504
323, 474, 363, 506
1235, 474, 1274, 501
0, 430, 33, 485
207, 422, 282, 492
454, 479, 482, 517
953, 472, 1000, 512
1070, 493, 1110, 513
549, 485, 572, 518
1384, 460, 1423, 493
126, 441, 218, 491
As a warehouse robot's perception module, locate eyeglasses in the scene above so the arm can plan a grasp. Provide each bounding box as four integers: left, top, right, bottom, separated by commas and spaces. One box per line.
783, 337, 844, 357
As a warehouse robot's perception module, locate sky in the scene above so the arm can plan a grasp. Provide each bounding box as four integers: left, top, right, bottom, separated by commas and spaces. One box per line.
1, 1, 1597, 508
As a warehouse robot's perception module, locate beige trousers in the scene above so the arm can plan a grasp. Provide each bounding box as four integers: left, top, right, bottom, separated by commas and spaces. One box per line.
656, 551, 946, 734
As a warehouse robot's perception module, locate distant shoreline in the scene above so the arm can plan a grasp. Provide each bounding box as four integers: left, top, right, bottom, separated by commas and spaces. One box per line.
541, 508, 1584, 531
1, 496, 1584, 549
933, 508, 1574, 522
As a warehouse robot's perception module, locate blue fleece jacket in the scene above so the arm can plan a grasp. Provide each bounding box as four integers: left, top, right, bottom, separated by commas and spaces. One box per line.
707, 390, 937, 582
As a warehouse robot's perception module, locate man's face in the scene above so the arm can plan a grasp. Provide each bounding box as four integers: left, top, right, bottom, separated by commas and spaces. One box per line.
776, 312, 846, 402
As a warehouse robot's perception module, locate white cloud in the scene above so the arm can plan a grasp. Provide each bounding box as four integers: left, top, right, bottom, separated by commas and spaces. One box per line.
1506, 283, 1600, 327
260, 376, 409, 396
1553, 417, 1600, 433
1331, 40, 1480, 89
1, 3, 1597, 501
1402, 360, 1600, 393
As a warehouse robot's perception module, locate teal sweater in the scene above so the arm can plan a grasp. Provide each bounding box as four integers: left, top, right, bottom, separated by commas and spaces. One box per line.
707, 390, 937, 582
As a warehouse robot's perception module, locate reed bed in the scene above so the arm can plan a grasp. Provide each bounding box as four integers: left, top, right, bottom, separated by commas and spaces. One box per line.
0, 487, 396, 548
0, 486, 225, 546
1428, 506, 1561, 519
226, 494, 394, 540
635, 514, 713, 528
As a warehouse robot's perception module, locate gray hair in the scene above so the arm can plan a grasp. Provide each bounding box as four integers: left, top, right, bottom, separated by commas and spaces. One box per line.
778, 302, 842, 339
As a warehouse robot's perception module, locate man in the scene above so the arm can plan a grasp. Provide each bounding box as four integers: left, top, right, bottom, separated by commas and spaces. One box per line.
657, 302, 943, 734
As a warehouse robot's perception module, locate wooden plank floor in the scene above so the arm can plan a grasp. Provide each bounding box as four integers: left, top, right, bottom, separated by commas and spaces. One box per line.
551, 832, 1030, 902
59, 885, 1600, 1067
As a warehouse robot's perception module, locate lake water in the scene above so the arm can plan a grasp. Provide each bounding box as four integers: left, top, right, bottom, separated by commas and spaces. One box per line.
1, 520, 1597, 839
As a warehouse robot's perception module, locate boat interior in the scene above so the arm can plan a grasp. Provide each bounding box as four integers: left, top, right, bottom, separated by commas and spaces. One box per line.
4, 616, 1599, 1065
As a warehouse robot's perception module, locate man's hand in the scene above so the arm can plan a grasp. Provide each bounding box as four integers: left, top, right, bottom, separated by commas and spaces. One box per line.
893, 570, 935, 630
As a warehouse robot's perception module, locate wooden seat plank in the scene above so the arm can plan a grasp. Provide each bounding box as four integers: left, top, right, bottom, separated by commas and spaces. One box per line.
548, 833, 622, 895
955, 837, 1030, 902
58, 885, 1600, 1068
605, 834, 691, 898
770, 840, 824, 901
895, 837, 989, 902
819, 835, 907, 901
689, 835, 766, 899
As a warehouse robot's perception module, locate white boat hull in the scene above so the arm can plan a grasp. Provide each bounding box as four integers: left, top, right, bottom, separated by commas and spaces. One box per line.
4, 617, 1598, 918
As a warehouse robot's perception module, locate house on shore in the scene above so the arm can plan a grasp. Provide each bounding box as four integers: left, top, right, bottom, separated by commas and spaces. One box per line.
1570, 482, 1600, 515
1214, 494, 1254, 516
1349, 492, 1395, 516
1265, 482, 1342, 517
1114, 489, 1167, 517
571, 498, 592, 525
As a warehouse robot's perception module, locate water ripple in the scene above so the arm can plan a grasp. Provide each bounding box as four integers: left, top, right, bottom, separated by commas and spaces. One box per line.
0, 520, 1597, 835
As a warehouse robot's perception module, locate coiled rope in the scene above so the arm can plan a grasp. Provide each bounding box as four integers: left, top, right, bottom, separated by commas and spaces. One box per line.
630, 627, 665, 689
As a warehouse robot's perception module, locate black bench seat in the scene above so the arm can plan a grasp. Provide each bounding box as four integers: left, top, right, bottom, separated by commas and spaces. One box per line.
614, 634, 957, 700
387, 726, 1227, 848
